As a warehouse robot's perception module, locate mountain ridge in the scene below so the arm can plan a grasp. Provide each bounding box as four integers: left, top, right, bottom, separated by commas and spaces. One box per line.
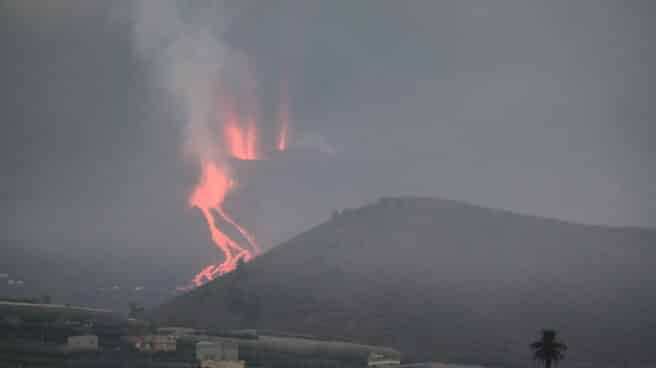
153, 196, 656, 367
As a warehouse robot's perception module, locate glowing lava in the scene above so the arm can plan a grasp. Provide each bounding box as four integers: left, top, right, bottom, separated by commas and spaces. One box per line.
188, 81, 290, 287
189, 161, 259, 285
224, 116, 259, 160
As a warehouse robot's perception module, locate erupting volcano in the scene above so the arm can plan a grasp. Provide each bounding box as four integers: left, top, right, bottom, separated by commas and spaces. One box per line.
188, 161, 258, 285
131, 1, 293, 289
188, 83, 290, 287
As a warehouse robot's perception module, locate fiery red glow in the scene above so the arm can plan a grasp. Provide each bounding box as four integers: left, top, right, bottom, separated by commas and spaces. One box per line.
188, 80, 291, 287
224, 114, 259, 161
189, 161, 258, 285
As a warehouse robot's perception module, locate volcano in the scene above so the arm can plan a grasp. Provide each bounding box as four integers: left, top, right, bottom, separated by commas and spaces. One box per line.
152, 196, 656, 367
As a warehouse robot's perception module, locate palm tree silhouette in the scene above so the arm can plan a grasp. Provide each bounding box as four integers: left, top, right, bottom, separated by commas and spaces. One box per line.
531, 329, 568, 368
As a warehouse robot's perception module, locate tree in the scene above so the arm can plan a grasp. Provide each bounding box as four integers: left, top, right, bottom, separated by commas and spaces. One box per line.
531, 329, 568, 368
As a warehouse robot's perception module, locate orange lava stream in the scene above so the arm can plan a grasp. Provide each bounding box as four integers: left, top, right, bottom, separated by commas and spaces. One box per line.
187, 81, 291, 287
189, 162, 258, 286
217, 207, 260, 254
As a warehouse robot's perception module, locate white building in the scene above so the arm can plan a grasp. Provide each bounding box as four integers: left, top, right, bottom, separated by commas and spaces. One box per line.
196, 340, 243, 368
67, 335, 99, 351
368, 351, 401, 367
196, 340, 239, 361
129, 335, 177, 352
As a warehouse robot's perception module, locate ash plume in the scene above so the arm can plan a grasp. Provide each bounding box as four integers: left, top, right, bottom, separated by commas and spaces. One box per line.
130, 1, 269, 286
131, 0, 242, 164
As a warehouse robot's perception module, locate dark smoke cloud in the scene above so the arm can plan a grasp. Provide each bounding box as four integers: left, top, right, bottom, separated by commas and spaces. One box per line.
1, 0, 654, 286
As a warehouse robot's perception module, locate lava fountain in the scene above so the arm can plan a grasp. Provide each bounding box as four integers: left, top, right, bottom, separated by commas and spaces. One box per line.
188, 161, 258, 285
188, 84, 289, 287
131, 1, 291, 289
277, 85, 290, 152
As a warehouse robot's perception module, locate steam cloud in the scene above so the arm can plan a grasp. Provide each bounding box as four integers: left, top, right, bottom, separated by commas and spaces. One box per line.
132, 1, 266, 287
132, 0, 241, 163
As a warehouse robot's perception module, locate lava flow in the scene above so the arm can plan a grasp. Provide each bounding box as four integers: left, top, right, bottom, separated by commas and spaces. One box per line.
188, 81, 290, 287
189, 161, 258, 285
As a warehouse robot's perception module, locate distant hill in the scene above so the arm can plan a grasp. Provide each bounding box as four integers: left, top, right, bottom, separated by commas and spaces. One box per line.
152, 197, 656, 367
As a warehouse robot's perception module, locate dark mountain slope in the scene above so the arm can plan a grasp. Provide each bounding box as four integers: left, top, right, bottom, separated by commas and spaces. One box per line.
153, 197, 656, 367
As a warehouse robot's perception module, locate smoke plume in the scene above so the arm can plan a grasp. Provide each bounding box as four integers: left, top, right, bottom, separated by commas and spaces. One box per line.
131, 1, 283, 286
133, 0, 234, 162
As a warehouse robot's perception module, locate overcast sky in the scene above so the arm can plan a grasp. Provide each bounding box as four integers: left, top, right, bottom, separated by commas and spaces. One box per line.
1, 0, 654, 281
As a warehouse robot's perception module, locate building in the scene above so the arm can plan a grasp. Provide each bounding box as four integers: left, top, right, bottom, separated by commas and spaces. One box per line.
196, 340, 239, 361
196, 340, 244, 368
138, 334, 177, 352
67, 334, 99, 351
200, 361, 245, 368
369, 351, 402, 367
179, 330, 401, 368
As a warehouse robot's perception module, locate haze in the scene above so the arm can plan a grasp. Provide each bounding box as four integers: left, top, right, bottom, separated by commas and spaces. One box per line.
2, 0, 654, 285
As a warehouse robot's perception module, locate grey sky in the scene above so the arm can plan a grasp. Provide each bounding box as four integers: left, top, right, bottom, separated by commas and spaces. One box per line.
2, 0, 654, 281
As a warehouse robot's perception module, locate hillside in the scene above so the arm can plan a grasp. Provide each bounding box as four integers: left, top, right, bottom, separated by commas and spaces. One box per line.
152, 197, 656, 367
